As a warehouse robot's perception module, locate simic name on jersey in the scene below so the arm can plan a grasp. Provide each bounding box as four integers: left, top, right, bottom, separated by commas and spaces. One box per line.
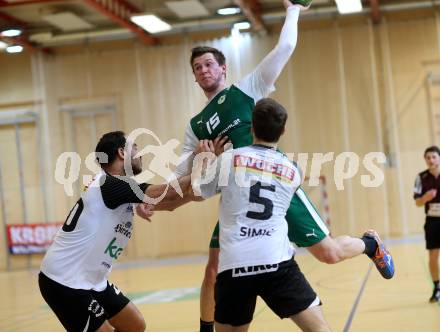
240, 226, 274, 237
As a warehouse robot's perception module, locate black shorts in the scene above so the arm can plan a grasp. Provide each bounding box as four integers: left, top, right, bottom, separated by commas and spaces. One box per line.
214, 258, 320, 326
425, 217, 440, 249
38, 272, 130, 332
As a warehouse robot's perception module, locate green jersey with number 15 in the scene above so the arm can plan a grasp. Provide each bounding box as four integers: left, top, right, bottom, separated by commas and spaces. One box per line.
190, 85, 254, 147
175, 70, 275, 177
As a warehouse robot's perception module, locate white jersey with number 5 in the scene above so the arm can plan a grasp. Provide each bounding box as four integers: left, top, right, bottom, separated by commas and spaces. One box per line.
200, 144, 301, 273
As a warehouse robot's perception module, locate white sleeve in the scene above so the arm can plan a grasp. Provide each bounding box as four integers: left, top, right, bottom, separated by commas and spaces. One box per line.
196, 156, 222, 199
236, 6, 300, 102
174, 123, 199, 177
413, 175, 422, 197
197, 150, 235, 199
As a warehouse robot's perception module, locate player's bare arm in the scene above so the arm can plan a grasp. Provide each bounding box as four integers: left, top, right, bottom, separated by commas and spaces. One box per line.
415, 189, 437, 207
253, 1, 304, 87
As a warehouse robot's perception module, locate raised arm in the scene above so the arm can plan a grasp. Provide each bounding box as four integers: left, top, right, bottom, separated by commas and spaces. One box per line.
236, 2, 303, 100
257, 4, 300, 87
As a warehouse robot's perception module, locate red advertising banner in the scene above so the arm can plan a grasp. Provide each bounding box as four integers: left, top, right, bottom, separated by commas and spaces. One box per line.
6, 223, 63, 254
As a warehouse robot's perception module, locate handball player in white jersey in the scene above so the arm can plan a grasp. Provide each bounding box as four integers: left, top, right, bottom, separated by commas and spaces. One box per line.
195, 98, 331, 332
39, 131, 201, 332
172, 1, 395, 330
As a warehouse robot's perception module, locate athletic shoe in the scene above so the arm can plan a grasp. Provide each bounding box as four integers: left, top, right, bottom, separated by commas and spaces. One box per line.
429, 287, 440, 303
363, 230, 395, 279
290, 0, 312, 8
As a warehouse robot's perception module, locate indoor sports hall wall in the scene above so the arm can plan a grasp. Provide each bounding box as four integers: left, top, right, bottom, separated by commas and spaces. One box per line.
0, 12, 438, 270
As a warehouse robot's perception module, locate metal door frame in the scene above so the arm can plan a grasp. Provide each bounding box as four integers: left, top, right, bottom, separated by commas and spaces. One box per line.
0, 109, 45, 269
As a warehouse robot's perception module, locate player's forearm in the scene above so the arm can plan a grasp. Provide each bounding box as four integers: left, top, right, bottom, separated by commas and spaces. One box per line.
415, 197, 427, 207
277, 6, 300, 54
174, 152, 194, 177
258, 6, 300, 86
154, 194, 194, 211
148, 175, 193, 211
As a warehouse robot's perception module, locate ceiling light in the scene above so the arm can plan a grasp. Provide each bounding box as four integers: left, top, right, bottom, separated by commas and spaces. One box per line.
233, 22, 251, 30
130, 14, 171, 34
0, 41, 8, 49
6, 45, 23, 53
335, 0, 362, 14
1, 29, 22, 37
217, 7, 241, 16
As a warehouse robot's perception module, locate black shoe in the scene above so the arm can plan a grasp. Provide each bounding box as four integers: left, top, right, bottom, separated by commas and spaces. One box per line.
429, 288, 440, 303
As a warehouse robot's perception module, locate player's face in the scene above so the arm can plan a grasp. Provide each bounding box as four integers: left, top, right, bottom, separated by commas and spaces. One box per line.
126, 140, 142, 175
425, 152, 440, 170
192, 53, 226, 93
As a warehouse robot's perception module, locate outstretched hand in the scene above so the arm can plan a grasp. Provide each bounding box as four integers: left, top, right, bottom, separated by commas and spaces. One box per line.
136, 203, 155, 222
193, 136, 231, 157
194, 139, 213, 155
212, 135, 231, 156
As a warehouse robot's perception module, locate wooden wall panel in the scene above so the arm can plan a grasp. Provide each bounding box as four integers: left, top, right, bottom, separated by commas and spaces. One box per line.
0, 54, 34, 104
387, 17, 440, 235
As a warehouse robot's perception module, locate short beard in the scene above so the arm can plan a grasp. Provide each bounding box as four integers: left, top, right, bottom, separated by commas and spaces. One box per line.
201, 74, 223, 93
132, 164, 142, 175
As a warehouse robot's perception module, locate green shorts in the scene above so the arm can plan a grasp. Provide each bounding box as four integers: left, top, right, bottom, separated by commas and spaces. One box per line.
209, 187, 329, 248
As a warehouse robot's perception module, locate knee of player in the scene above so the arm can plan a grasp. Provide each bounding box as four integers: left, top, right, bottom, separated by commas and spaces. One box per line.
125, 310, 146, 332
133, 316, 146, 331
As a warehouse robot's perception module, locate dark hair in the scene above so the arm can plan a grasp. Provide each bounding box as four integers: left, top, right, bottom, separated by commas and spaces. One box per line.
95, 131, 126, 167
190, 46, 226, 69
424, 146, 440, 157
252, 98, 288, 143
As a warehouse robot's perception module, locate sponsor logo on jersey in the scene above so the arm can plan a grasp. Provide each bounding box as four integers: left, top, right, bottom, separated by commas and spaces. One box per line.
114, 223, 132, 238
104, 237, 123, 259
101, 261, 111, 269
126, 204, 134, 216
232, 263, 279, 277
217, 118, 241, 138
239, 226, 273, 237
234, 155, 295, 183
